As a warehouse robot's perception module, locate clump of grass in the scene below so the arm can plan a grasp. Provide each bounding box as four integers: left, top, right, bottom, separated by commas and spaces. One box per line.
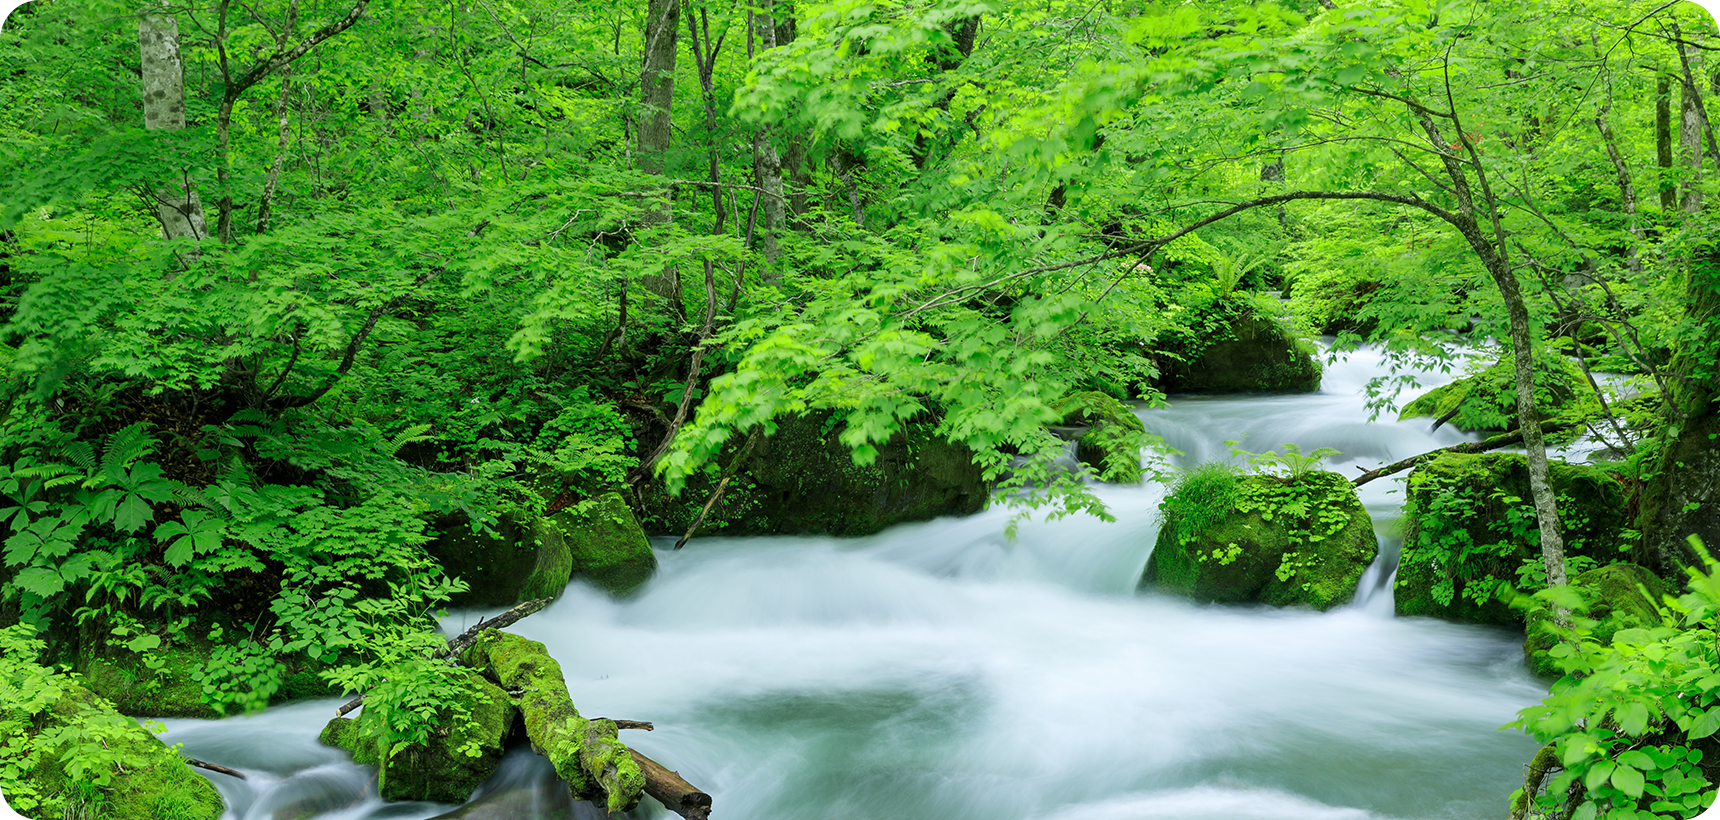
1158, 461, 1242, 546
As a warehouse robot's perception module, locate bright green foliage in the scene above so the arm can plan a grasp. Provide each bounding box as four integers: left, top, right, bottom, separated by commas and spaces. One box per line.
0, 624, 223, 819
1510, 540, 1720, 820
1396, 452, 1633, 625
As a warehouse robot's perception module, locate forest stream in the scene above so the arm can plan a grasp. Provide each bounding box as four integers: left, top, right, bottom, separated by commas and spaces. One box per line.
157, 345, 1551, 820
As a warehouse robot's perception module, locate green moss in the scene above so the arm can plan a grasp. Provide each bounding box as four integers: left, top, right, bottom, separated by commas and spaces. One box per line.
1522, 563, 1664, 677
318, 669, 514, 804
1398, 354, 1586, 432
550, 493, 655, 595
76, 642, 218, 719
1144, 470, 1376, 610
635, 412, 989, 537
461, 631, 644, 813
1159, 303, 1322, 394
1058, 392, 1148, 484
1394, 452, 1632, 625
22, 683, 225, 820
424, 511, 545, 607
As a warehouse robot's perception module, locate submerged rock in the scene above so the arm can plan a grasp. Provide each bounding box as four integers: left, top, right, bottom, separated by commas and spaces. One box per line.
1522, 562, 1664, 677
1143, 469, 1376, 610
1394, 452, 1631, 625
11, 681, 225, 820
636, 412, 988, 537
1159, 303, 1321, 393
427, 492, 656, 605
319, 669, 516, 804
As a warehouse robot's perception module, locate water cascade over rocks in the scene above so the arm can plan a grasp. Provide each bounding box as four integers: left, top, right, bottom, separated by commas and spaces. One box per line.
161, 344, 1548, 820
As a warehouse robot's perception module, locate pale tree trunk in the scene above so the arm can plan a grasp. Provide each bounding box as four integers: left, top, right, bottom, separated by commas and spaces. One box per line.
139, 12, 209, 250
751, 1, 785, 273
256, 70, 295, 235
637, 0, 681, 304
1680, 46, 1705, 213
1658, 71, 1677, 213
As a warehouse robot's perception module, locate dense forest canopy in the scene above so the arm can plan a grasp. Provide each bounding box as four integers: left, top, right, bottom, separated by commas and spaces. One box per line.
0, 0, 1719, 815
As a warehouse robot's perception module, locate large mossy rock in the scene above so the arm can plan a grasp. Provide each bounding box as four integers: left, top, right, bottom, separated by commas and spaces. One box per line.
1522, 562, 1664, 677
319, 670, 516, 804
637, 412, 988, 537
1143, 470, 1377, 610
1398, 354, 1586, 433
13, 682, 225, 820
1394, 452, 1631, 625
427, 492, 656, 605
1641, 410, 1720, 579
1055, 391, 1147, 484
1159, 303, 1321, 394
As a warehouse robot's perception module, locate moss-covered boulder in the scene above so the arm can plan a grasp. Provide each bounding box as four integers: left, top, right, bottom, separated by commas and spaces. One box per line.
1055, 391, 1147, 484
9, 681, 225, 820
1394, 452, 1631, 625
1159, 303, 1322, 393
1143, 468, 1377, 610
1522, 562, 1664, 677
427, 493, 654, 604
636, 412, 988, 537
1398, 354, 1587, 432
75, 640, 219, 719
319, 669, 516, 804
547, 493, 657, 595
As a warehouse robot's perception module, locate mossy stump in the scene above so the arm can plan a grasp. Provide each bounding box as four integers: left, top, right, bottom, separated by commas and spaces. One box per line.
460, 631, 645, 814
636, 412, 988, 537
1143, 470, 1377, 610
1160, 305, 1321, 394
1394, 452, 1631, 625
17, 682, 225, 820
319, 669, 516, 804
1522, 563, 1665, 677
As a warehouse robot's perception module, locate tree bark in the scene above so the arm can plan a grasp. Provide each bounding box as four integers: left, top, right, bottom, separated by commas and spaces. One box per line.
1658, 71, 1677, 213
630, 749, 712, 820
751, 2, 786, 271
255, 70, 295, 235
139, 12, 209, 250
1680, 45, 1706, 212
637, 0, 682, 303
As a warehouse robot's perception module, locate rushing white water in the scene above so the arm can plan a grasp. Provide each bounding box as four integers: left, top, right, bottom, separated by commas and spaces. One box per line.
162, 344, 1550, 820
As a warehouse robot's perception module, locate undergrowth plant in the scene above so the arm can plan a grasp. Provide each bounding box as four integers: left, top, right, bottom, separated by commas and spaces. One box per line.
1511, 537, 1720, 820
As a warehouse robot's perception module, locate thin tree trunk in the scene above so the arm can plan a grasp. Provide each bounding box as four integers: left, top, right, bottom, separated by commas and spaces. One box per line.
831, 149, 865, 228
751, 2, 785, 272
139, 12, 209, 251
637, 0, 681, 303
1595, 106, 1643, 273
1658, 71, 1677, 213
255, 71, 296, 235
1680, 46, 1706, 212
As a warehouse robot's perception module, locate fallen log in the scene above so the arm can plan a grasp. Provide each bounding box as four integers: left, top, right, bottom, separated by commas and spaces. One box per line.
631, 748, 712, 820
336, 597, 552, 717
1351, 421, 1577, 487
460, 631, 647, 815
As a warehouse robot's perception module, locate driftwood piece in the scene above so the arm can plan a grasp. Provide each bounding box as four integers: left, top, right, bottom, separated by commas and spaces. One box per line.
601, 719, 655, 731
186, 758, 247, 780
631, 748, 712, 820
1350, 421, 1577, 487
335, 597, 553, 717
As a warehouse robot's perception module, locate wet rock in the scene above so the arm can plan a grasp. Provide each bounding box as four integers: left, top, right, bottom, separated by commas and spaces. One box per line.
1159, 303, 1321, 393
1056, 391, 1147, 484
1393, 452, 1630, 625
319, 670, 516, 804
636, 411, 988, 537
1143, 469, 1376, 610
427, 492, 656, 604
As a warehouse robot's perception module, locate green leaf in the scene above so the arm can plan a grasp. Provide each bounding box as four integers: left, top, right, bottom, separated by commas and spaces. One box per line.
14, 567, 64, 598
1688, 708, 1720, 740
1586, 760, 1617, 791
126, 634, 161, 653
1611, 764, 1645, 799
1616, 702, 1650, 737
1616, 749, 1654, 770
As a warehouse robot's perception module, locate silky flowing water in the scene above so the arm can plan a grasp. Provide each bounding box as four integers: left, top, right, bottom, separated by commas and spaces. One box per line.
161, 345, 1551, 820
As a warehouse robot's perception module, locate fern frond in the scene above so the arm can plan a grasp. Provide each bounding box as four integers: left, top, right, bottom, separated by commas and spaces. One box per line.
387, 423, 434, 458
63, 441, 96, 474
102, 423, 157, 476
171, 484, 225, 519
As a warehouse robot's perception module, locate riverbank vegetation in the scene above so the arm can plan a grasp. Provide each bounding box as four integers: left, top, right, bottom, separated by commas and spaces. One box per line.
0, 0, 1717, 815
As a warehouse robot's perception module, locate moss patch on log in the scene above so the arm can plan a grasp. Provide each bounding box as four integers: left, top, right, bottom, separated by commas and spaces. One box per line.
318, 669, 515, 804
459, 630, 644, 814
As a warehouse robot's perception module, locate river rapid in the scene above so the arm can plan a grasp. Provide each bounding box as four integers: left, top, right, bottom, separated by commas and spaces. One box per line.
161, 344, 1550, 820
